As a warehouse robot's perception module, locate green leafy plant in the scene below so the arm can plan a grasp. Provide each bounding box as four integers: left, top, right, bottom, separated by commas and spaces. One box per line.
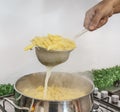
92, 65, 120, 90
0, 83, 14, 96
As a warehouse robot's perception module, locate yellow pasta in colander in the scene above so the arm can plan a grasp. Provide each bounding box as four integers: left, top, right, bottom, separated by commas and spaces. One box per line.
24, 34, 76, 51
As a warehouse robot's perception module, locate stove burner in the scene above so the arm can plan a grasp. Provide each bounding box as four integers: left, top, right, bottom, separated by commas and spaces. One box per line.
92, 87, 120, 112
91, 103, 103, 112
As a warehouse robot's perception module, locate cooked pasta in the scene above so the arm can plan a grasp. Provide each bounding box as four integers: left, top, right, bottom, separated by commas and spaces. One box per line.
24, 34, 76, 51
22, 86, 85, 100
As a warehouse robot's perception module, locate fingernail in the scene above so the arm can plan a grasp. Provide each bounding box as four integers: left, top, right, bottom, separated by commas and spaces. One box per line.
89, 26, 95, 30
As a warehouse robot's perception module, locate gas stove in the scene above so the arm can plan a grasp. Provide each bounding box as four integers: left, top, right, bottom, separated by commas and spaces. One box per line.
91, 87, 120, 112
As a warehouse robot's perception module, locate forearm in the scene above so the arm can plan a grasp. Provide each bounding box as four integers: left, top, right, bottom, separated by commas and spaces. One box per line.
111, 0, 120, 14
84, 0, 120, 31
103, 0, 120, 6
113, 4, 120, 14
103, 0, 120, 14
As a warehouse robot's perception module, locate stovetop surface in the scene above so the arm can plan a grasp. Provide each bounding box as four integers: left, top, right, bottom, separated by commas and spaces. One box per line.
92, 87, 120, 112
0, 100, 14, 112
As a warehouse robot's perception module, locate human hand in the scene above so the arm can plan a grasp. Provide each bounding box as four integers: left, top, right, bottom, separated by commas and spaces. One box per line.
84, 0, 115, 31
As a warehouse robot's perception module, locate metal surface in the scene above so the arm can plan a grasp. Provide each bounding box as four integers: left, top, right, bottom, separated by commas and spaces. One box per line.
35, 47, 73, 66
3, 72, 94, 112
0, 94, 14, 100
74, 29, 88, 40
93, 88, 120, 112
0, 104, 7, 112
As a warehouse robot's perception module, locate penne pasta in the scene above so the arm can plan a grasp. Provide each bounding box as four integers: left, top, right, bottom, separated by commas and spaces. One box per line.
24, 34, 76, 51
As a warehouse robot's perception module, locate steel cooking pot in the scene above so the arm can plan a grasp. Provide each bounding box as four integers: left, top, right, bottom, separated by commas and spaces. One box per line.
2, 72, 94, 112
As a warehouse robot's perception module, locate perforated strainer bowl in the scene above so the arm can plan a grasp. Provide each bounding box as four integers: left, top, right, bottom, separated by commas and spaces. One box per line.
35, 47, 73, 66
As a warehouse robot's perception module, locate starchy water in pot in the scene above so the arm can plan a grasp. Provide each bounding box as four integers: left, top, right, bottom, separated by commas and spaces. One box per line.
22, 67, 86, 100
23, 85, 85, 100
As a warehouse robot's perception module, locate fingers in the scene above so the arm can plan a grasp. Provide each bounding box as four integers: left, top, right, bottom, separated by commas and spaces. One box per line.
84, 11, 109, 31
84, 9, 95, 30
88, 12, 102, 31
84, 8, 102, 31
97, 17, 108, 28
84, 0, 113, 31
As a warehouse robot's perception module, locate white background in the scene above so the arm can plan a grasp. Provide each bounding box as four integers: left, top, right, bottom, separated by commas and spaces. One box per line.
0, 0, 120, 83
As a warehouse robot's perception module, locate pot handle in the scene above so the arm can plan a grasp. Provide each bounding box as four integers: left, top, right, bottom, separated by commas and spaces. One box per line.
3, 97, 30, 111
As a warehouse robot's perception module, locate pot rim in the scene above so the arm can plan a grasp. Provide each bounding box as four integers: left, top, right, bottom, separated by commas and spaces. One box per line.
14, 72, 94, 102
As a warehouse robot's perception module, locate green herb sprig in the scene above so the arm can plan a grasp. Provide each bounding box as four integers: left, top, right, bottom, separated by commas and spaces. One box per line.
0, 84, 14, 96
92, 65, 120, 90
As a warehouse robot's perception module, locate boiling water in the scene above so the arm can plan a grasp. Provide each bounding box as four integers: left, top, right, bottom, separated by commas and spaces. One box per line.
43, 66, 53, 98
22, 67, 86, 100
